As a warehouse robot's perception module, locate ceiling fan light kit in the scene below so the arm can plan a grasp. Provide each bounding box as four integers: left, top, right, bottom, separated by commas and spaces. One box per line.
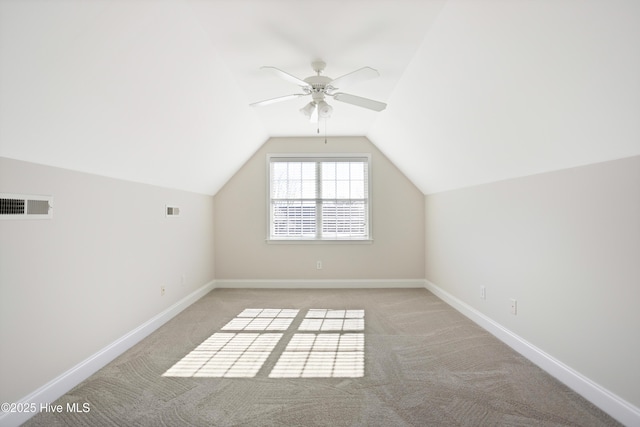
299, 102, 316, 117
317, 101, 333, 118
250, 60, 386, 124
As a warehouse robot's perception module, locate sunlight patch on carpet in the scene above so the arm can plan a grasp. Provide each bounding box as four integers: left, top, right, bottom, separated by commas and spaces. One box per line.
221, 308, 299, 331
299, 309, 365, 331
162, 332, 282, 377
269, 333, 364, 378
162, 308, 364, 378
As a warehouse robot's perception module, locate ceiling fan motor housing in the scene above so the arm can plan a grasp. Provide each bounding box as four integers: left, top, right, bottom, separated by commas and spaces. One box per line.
304, 75, 333, 92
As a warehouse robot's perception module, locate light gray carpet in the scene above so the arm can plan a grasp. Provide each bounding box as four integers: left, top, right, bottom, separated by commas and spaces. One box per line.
25, 288, 619, 426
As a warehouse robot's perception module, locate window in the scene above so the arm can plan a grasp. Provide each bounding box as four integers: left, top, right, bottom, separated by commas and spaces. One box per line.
268, 154, 371, 242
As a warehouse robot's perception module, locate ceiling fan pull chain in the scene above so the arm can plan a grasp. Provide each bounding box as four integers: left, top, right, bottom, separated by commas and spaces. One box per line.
324, 120, 328, 144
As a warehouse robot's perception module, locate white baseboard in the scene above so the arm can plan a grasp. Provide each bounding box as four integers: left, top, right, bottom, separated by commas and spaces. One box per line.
424, 279, 640, 427
0, 280, 215, 427
214, 278, 426, 289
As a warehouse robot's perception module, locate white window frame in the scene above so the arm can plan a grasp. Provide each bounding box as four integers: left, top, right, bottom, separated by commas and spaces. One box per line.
266, 153, 372, 244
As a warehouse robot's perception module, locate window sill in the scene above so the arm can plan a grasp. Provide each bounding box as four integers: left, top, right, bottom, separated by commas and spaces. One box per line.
266, 238, 373, 245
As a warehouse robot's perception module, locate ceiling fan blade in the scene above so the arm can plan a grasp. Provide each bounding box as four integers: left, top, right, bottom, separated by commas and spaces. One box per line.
261, 66, 310, 88
332, 92, 387, 112
329, 67, 380, 90
250, 93, 306, 107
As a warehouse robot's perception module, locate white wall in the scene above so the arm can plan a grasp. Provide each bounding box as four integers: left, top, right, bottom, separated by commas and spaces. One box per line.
0, 157, 215, 404
214, 137, 425, 280
425, 155, 640, 409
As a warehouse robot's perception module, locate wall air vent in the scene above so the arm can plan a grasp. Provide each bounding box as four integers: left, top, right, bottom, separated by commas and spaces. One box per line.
166, 205, 180, 217
0, 193, 53, 220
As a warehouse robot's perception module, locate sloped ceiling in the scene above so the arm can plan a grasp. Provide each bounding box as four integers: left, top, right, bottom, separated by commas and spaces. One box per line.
1, 0, 638, 195
370, 0, 640, 194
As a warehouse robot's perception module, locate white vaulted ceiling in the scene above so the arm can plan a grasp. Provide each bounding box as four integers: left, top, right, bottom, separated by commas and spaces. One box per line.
1, 0, 639, 195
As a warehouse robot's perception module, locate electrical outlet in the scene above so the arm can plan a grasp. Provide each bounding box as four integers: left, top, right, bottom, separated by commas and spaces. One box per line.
316, 260, 322, 270
510, 298, 517, 315
480, 286, 486, 300
161, 286, 165, 296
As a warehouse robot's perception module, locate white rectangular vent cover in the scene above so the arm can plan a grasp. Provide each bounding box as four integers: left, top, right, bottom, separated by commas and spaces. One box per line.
0, 193, 53, 219
166, 205, 180, 217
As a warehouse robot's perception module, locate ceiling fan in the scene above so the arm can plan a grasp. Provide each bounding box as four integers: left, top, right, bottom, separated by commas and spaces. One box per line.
250, 60, 387, 123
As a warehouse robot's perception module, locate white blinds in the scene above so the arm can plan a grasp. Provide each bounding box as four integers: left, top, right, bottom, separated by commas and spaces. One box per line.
269, 156, 370, 240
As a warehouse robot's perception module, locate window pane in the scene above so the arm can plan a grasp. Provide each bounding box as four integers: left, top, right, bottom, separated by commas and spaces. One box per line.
336, 163, 350, 180
287, 180, 302, 199
322, 180, 336, 199
287, 162, 302, 180
336, 181, 350, 199
272, 180, 287, 199
272, 201, 316, 237
272, 162, 319, 199
302, 162, 316, 180
350, 163, 364, 180
322, 162, 336, 180
301, 180, 316, 199
350, 180, 365, 199
322, 201, 367, 238
272, 163, 288, 180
